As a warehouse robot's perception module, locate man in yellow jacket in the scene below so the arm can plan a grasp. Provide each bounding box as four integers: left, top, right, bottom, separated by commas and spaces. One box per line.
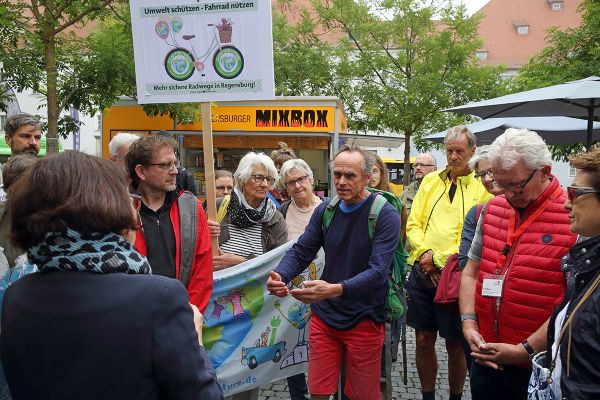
406, 126, 492, 400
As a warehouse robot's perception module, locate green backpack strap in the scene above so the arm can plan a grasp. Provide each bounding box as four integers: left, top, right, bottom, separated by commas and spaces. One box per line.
321, 195, 340, 234
367, 194, 388, 238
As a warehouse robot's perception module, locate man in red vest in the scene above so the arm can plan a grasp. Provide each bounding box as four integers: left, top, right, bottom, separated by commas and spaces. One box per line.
459, 128, 577, 400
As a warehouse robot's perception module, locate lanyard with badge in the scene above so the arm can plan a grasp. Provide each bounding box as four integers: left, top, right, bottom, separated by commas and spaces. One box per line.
482, 186, 562, 298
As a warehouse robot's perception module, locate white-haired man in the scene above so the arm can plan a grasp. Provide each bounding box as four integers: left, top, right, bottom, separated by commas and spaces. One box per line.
109, 132, 140, 164
459, 129, 577, 400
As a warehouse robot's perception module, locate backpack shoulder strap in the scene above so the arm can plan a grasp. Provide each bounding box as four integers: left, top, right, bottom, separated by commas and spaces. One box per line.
321, 195, 340, 235
368, 194, 388, 239
280, 200, 291, 218
177, 191, 197, 289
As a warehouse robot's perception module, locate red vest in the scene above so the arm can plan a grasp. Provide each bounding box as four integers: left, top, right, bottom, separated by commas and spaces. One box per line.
476, 176, 576, 345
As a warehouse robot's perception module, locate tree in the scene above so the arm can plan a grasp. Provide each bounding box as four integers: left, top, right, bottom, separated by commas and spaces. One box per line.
313, 0, 507, 183
516, 0, 600, 160
272, 0, 336, 96
0, 0, 127, 153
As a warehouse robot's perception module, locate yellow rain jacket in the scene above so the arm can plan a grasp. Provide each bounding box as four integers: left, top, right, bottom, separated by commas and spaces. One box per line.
407, 168, 492, 268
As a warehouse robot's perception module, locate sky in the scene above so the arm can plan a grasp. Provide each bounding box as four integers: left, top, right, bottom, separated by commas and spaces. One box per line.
457, 0, 491, 15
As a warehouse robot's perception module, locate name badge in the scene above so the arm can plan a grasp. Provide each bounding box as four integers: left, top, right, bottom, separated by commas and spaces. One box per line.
482, 278, 503, 297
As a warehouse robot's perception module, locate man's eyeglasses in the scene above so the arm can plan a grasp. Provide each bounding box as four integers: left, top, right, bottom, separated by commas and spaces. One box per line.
129, 193, 143, 231
251, 175, 276, 185
494, 169, 538, 191
567, 186, 600, 202
147, 161, 180, 170
286, 175, 309, 188
474, 170, 493, 180
413, 163, 435, 168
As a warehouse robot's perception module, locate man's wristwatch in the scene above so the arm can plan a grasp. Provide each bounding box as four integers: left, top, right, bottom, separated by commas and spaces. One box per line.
522, 339, 535, 360
460, 313, 478, 322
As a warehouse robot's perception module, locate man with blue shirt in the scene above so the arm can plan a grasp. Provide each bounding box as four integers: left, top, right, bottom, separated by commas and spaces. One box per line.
267, 145, 400, 400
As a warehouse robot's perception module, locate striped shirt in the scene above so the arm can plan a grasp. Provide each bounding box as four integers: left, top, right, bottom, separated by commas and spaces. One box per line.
221, 223, 263, 259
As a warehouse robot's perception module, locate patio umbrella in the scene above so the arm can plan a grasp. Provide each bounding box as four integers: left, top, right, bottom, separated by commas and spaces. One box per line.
424, 117, 600, 145
445, 76, 600, 149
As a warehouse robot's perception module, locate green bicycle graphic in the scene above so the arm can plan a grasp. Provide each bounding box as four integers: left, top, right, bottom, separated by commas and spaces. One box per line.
163, 22, 244, 81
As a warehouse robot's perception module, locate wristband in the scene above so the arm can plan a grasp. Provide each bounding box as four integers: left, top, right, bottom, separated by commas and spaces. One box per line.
522, 339, 535, 360
460, 313, 478, 322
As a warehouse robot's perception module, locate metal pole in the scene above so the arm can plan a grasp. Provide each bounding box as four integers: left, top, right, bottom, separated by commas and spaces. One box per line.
587, 101, 595, 151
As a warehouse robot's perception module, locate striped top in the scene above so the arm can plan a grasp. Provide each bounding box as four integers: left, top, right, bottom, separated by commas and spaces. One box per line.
220, 223, 263, 259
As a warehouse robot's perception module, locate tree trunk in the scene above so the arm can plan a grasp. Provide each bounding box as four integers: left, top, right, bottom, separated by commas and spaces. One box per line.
43, 25, 59, 154
403, 131, 412, 186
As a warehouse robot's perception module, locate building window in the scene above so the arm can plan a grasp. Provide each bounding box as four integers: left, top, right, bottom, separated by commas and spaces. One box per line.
569, 166, 577, 177
513, 20, 530, 35
0, 115, 6, 132
548, 1, 563, 10
476, 50, 488, 60
97, 114, 102, 131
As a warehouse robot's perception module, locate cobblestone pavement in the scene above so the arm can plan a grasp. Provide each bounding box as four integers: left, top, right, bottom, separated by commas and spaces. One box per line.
258, 327, 472, 400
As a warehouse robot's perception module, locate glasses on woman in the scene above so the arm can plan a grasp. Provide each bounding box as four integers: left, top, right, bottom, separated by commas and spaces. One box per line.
474, 170, 493, 180
567, 186, 600, 202
129, 193, 143, 231
286, 175, 309, 188
251, 175, 275, 185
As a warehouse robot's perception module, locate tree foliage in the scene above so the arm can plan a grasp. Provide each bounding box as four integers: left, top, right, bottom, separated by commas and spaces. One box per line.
312, 0, 507, 182
516, 0, 600, 160
0, 0, 128, 153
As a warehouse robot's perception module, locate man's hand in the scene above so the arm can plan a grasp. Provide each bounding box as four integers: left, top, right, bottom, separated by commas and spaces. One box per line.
207, 220, 220, 238
190, 303, 203, 346
212, 249, 244, 271
462, 321, 501, 370
472, 342, 529, 366
266, 271, 289, 298
290, 280, 343, 304
428, 269, 441, 286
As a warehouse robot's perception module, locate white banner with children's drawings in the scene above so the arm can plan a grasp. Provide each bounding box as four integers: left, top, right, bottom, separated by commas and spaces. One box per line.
203, 240, 324, 396
129, 0, 275, 104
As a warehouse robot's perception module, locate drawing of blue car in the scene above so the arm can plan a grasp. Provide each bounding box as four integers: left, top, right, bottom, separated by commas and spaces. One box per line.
241, 341, 287, 369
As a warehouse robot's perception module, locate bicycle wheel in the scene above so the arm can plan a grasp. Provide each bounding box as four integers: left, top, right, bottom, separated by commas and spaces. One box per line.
213, 46, 244, 79
164, 48, 195, 81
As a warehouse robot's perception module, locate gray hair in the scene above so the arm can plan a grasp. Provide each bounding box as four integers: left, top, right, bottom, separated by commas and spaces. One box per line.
4, 113, 43, 139
417, 153, 438, 168
330, 144, 374, 177
109, 132, 141, 157
468, 145, 490, 172
444, 125, 476, 148
234, 152, 278, 189
277, 158, 314, 190
215, 169, 233, 180
488, 128, 552, 170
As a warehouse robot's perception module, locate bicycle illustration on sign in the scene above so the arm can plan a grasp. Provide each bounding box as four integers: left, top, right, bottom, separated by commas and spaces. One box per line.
155, 16, 244, 81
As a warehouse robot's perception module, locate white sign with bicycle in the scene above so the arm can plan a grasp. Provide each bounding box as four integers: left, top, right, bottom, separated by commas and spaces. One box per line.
130, 0, 275, 103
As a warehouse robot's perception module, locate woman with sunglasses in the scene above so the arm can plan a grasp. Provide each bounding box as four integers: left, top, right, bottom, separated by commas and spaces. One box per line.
0, 151, 222, 399
213, 152, 287, 271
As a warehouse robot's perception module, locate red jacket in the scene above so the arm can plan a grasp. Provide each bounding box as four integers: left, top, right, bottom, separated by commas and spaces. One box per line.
135, 192, 213, 313
476, 176, 576, 346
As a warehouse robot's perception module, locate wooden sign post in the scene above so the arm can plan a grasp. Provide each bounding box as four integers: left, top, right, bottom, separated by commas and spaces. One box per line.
201, 102, 219, 256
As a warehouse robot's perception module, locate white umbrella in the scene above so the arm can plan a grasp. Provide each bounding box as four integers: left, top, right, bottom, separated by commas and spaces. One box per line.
424, 117, 600, 145
445, 76, 600, 148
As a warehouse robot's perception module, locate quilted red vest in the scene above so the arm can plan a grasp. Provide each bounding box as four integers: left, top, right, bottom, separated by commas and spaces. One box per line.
476, 176, 576, 345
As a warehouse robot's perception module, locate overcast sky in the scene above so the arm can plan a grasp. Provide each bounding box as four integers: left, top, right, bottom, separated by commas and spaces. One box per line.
457, 0, 491, 15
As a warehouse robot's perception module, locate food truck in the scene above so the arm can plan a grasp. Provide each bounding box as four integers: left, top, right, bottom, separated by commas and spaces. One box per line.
101, 97, 351, 198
